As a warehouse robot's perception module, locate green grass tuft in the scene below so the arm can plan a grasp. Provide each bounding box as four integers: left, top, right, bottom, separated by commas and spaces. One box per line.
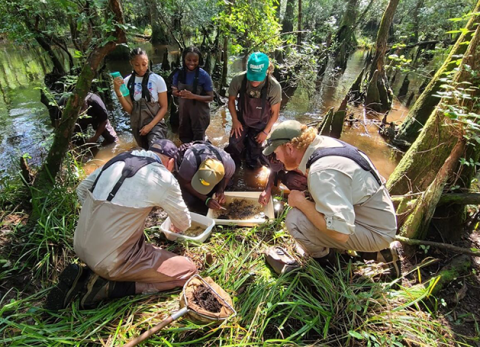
0, 153, 469, 346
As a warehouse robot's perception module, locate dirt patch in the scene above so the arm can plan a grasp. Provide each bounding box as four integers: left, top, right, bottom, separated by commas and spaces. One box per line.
214, 198, 264, 220
192, 284, 222, 313
144, 207, 167, 229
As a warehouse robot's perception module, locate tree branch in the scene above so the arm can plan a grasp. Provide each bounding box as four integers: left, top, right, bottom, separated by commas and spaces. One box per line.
395, 235, 480, 257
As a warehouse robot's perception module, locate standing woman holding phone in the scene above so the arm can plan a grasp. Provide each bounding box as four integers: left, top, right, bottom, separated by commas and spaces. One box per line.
113, 48, 168, 149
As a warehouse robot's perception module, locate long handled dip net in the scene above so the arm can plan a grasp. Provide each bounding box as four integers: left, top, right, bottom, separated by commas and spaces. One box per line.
179, 274, 236, 323
124, 274, 236, 347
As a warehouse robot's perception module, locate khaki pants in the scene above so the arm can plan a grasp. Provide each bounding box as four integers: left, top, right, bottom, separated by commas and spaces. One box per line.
285, 208, 393, 258
75, 193, 197, 294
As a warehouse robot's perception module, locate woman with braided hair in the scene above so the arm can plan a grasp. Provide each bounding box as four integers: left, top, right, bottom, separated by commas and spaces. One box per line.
113, 48, 168, 149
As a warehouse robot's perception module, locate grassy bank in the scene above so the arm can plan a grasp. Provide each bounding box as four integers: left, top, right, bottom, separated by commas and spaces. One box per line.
0, 161, 471, 346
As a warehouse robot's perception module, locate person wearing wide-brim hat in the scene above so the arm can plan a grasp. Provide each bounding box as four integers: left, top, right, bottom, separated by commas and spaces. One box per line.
225, 52, 282, 170
263, 120, 401, 278
45, 139, 197, 311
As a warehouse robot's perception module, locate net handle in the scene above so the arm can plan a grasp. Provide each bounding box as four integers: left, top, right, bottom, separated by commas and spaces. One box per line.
123, 307, 188, 347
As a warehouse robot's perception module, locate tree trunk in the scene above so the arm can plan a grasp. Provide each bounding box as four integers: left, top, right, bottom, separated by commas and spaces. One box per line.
317, 90, 350, 138
388, 24, 480, 196
364, 0, 399, 113
282, 0, 295, 33
353, 0, 374, 30
297, 0, 302, 46
412, 0, 424, 43
399, 139, 466, 239
220, 35, 229, 97
33, 36, 67, 76
148, 0, 168, 44
389, 25, 480, 241
394, 0, 480, 147
349, 68, 365, 105
333, 0, 358, 70
31, 0, 126, 219
392, 193, 480, 207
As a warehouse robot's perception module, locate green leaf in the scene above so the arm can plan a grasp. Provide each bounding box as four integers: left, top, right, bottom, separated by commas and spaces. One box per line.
446, 29, 462, 34
349, 331, 364, 339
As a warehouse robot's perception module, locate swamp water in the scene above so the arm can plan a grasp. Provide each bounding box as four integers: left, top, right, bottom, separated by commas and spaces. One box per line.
0, 42, 412, 191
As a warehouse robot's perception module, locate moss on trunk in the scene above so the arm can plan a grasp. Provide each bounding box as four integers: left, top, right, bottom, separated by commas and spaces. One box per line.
395, 0, 480, 146
430, 255, 471, 295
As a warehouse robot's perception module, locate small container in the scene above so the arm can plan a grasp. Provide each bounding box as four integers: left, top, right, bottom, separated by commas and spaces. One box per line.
110, 71, 130, 96
160, 212, 215, 243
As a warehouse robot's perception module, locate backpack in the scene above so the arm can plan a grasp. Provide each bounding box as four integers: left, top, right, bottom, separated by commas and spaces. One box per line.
177, 141, 223, 169
306, 139, 382, 186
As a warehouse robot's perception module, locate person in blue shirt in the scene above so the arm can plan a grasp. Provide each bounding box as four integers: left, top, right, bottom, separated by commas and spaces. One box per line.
171, 46, 214, 143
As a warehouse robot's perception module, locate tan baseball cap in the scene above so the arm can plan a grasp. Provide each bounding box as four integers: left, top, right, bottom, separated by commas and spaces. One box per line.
191, 158, 225, 195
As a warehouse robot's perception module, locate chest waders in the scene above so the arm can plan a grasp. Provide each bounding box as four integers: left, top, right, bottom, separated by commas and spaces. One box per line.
306, 139, 382, 186
177, 68, 210, 143
75, 152, 163, 279
75, 152, 197, 288
226, 76, 272, 168
237, 76, 271, 128
90, 152, 160, 200
127, 71, 168, 149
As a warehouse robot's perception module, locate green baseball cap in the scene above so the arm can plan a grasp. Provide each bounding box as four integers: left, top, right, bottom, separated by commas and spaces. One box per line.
246, 52, 269, 82
263, 120, 304, 156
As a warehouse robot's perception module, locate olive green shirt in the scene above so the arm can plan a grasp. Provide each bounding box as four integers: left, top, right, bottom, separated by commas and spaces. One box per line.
228, 72, 282, 106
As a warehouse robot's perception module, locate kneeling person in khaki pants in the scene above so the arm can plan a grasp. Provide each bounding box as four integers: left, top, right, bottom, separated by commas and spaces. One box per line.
46, 139, 197, 310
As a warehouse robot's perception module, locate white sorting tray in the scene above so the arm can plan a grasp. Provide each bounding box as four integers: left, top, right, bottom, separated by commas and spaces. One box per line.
206, 191, 274, 226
